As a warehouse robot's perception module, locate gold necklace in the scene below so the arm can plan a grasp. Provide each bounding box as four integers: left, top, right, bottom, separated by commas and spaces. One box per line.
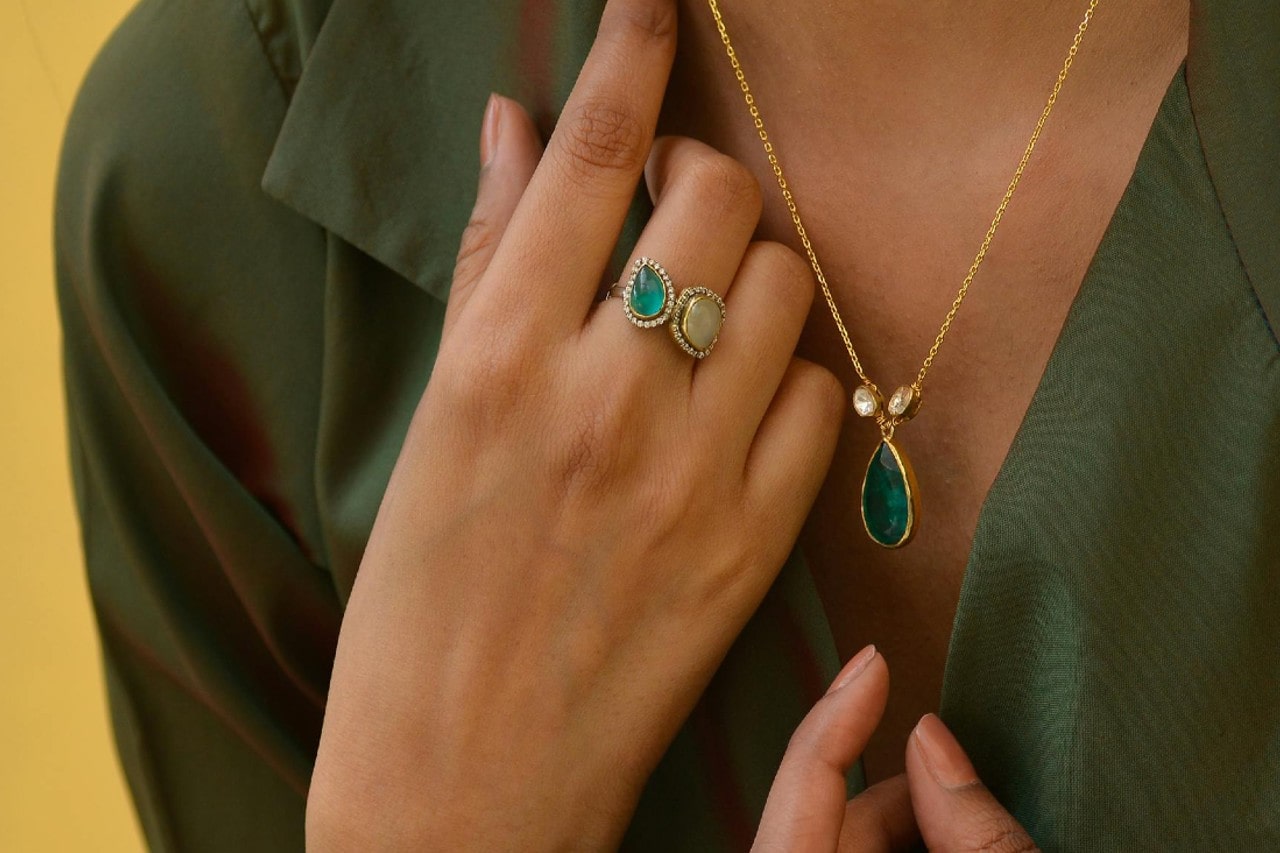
706, 0, 1100, 548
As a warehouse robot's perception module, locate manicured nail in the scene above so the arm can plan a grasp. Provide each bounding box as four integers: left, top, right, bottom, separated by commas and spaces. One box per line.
912, 713, 979, 789
480, 93, 502, 167
828, 644, 877, 694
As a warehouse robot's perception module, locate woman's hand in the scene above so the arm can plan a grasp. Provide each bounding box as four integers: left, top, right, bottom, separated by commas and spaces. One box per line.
306, 0, 845, 848
756, 646, 1038, 852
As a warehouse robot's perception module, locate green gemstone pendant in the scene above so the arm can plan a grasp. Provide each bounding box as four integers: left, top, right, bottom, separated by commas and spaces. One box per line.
860, 438, 919, 548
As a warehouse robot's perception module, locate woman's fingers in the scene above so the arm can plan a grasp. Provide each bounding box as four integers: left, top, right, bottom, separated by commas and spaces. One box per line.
754, 645, 892, 853
837, 775, 918, 852
637, 135, 762, 298
742, 356, 844, 544
485, 0, 678, 331
587, 136, 763, 372
695, 241, 819, 440
905, 714, 1040, 853
447, 94, 543, 337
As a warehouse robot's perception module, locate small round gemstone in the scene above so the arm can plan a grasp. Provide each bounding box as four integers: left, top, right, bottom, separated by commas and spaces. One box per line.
887, 385, 916, 418
852, 385, 880, 417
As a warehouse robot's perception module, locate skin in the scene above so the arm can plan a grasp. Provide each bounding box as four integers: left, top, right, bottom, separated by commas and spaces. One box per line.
307, 2, 842, 847
307, 0, 1190, 847
663, 0, 1189, 781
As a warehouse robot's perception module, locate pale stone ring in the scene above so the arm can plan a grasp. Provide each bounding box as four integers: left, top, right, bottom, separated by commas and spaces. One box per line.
605, 257, 727, 359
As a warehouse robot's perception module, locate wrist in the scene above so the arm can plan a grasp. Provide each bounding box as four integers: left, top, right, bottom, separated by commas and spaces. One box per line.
305, 734, 646, 851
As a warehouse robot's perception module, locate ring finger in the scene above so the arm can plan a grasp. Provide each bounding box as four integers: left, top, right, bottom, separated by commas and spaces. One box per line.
588, 136, 763, 370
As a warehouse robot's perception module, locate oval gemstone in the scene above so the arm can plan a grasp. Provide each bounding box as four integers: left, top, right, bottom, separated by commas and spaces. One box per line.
682, 296, 723, 351
630, 264, 667, 318
861, 440, 914, 547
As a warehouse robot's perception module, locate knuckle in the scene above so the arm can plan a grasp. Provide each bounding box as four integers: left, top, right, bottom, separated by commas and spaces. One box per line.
454, 214, 499, 275
460, 351, 526, 410
679, 153, 762, 218
443, 322, 540, 413
794, 358, 847, 421
602, 0, 678, 44
961, 816, 1039, 853
749, 241, 815, 310
682, 536, 761, 618
557, 96, 650, 184
552, 394, 626, 492
676, 495, 773, 606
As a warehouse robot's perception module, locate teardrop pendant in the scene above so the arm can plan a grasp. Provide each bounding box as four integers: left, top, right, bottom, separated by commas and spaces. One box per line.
860, 438, 919, 548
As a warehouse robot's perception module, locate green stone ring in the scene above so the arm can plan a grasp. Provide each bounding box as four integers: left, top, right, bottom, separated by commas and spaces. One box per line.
670, 286, 726, 358
620, 257, 677, 328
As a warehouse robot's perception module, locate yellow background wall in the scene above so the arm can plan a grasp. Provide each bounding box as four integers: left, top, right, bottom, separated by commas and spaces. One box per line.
1, 0, 146, 849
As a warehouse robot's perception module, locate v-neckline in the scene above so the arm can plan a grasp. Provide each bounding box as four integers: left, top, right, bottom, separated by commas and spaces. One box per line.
943, 54, 1190, 687
789, 56, 1193, 719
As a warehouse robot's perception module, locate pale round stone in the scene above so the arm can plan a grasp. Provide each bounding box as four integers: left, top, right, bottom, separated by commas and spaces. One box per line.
682, 296, 723, 351
887, 385, 915, 417
852, 385, 880, 417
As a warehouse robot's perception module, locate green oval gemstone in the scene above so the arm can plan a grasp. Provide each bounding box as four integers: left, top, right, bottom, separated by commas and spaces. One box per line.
861, 440, 913, 547
630, 264, 667, 318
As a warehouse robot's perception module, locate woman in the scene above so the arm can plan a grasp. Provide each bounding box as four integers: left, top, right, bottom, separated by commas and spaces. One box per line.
54, 0, 1277, 848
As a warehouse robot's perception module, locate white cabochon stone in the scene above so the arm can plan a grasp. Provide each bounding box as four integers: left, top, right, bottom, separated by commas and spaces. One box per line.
683, 296, 723, 351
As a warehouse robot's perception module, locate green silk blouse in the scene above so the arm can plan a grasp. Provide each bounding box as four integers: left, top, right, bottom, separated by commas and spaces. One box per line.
53, 0, 1278, 849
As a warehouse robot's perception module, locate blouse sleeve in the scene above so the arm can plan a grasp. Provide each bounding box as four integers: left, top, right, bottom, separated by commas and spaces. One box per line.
53, 1, 341, 849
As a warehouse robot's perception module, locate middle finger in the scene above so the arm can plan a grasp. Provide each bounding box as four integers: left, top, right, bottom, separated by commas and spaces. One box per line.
485, 0, 679, 334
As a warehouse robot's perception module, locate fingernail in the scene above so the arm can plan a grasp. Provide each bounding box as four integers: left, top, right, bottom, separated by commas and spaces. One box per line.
912, 713, 979, 789
480, 93, 502, 167
828, 644, 877, 694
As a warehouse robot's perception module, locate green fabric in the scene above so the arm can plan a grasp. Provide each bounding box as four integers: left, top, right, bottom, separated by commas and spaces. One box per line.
53, 0, 1278, 850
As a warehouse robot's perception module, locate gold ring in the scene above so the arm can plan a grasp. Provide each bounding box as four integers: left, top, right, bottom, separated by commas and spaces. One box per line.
618, 257, 676, 328
670, 286, 726, 359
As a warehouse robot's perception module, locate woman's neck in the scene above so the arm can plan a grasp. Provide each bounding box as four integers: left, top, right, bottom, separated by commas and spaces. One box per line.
685, 0, 1186, 124
671, 0, 1188, 182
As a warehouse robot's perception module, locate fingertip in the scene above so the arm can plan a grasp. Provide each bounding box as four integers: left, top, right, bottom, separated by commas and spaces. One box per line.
480, 92, 501, 168
827, 643, 880, 695
911, 713, 979, 790
907, 717, 1039, 852
599, 0, 678, 47
482, 94, 544, 172
452, 95, 545, 325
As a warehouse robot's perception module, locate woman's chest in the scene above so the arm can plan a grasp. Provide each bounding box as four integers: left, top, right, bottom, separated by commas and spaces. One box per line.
658, 1, 1189, 779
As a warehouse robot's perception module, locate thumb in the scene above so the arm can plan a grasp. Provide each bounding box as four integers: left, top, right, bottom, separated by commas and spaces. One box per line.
905, 714, 1039, 853
446, 93, 543, 334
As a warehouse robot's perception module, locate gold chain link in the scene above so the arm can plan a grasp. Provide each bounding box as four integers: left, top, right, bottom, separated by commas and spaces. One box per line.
706, 0, 1099, 432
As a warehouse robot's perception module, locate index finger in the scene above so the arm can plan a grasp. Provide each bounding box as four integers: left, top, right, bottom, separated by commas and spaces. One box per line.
486, 0, 677, 329
755, 646, 893, 851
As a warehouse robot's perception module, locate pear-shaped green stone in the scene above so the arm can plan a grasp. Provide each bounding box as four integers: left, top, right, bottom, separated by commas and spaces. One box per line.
861, 441, 912, 547
630, 264, 666, 318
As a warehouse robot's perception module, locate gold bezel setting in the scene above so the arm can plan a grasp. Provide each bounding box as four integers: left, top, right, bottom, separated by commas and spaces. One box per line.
669, 286, 726, 358
886, 384, 922, 422
621, 257, 677, 328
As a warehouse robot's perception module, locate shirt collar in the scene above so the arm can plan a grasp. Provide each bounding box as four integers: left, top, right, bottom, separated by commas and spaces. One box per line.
260, 0, 1278, 325
1186, 0, 1280, 332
